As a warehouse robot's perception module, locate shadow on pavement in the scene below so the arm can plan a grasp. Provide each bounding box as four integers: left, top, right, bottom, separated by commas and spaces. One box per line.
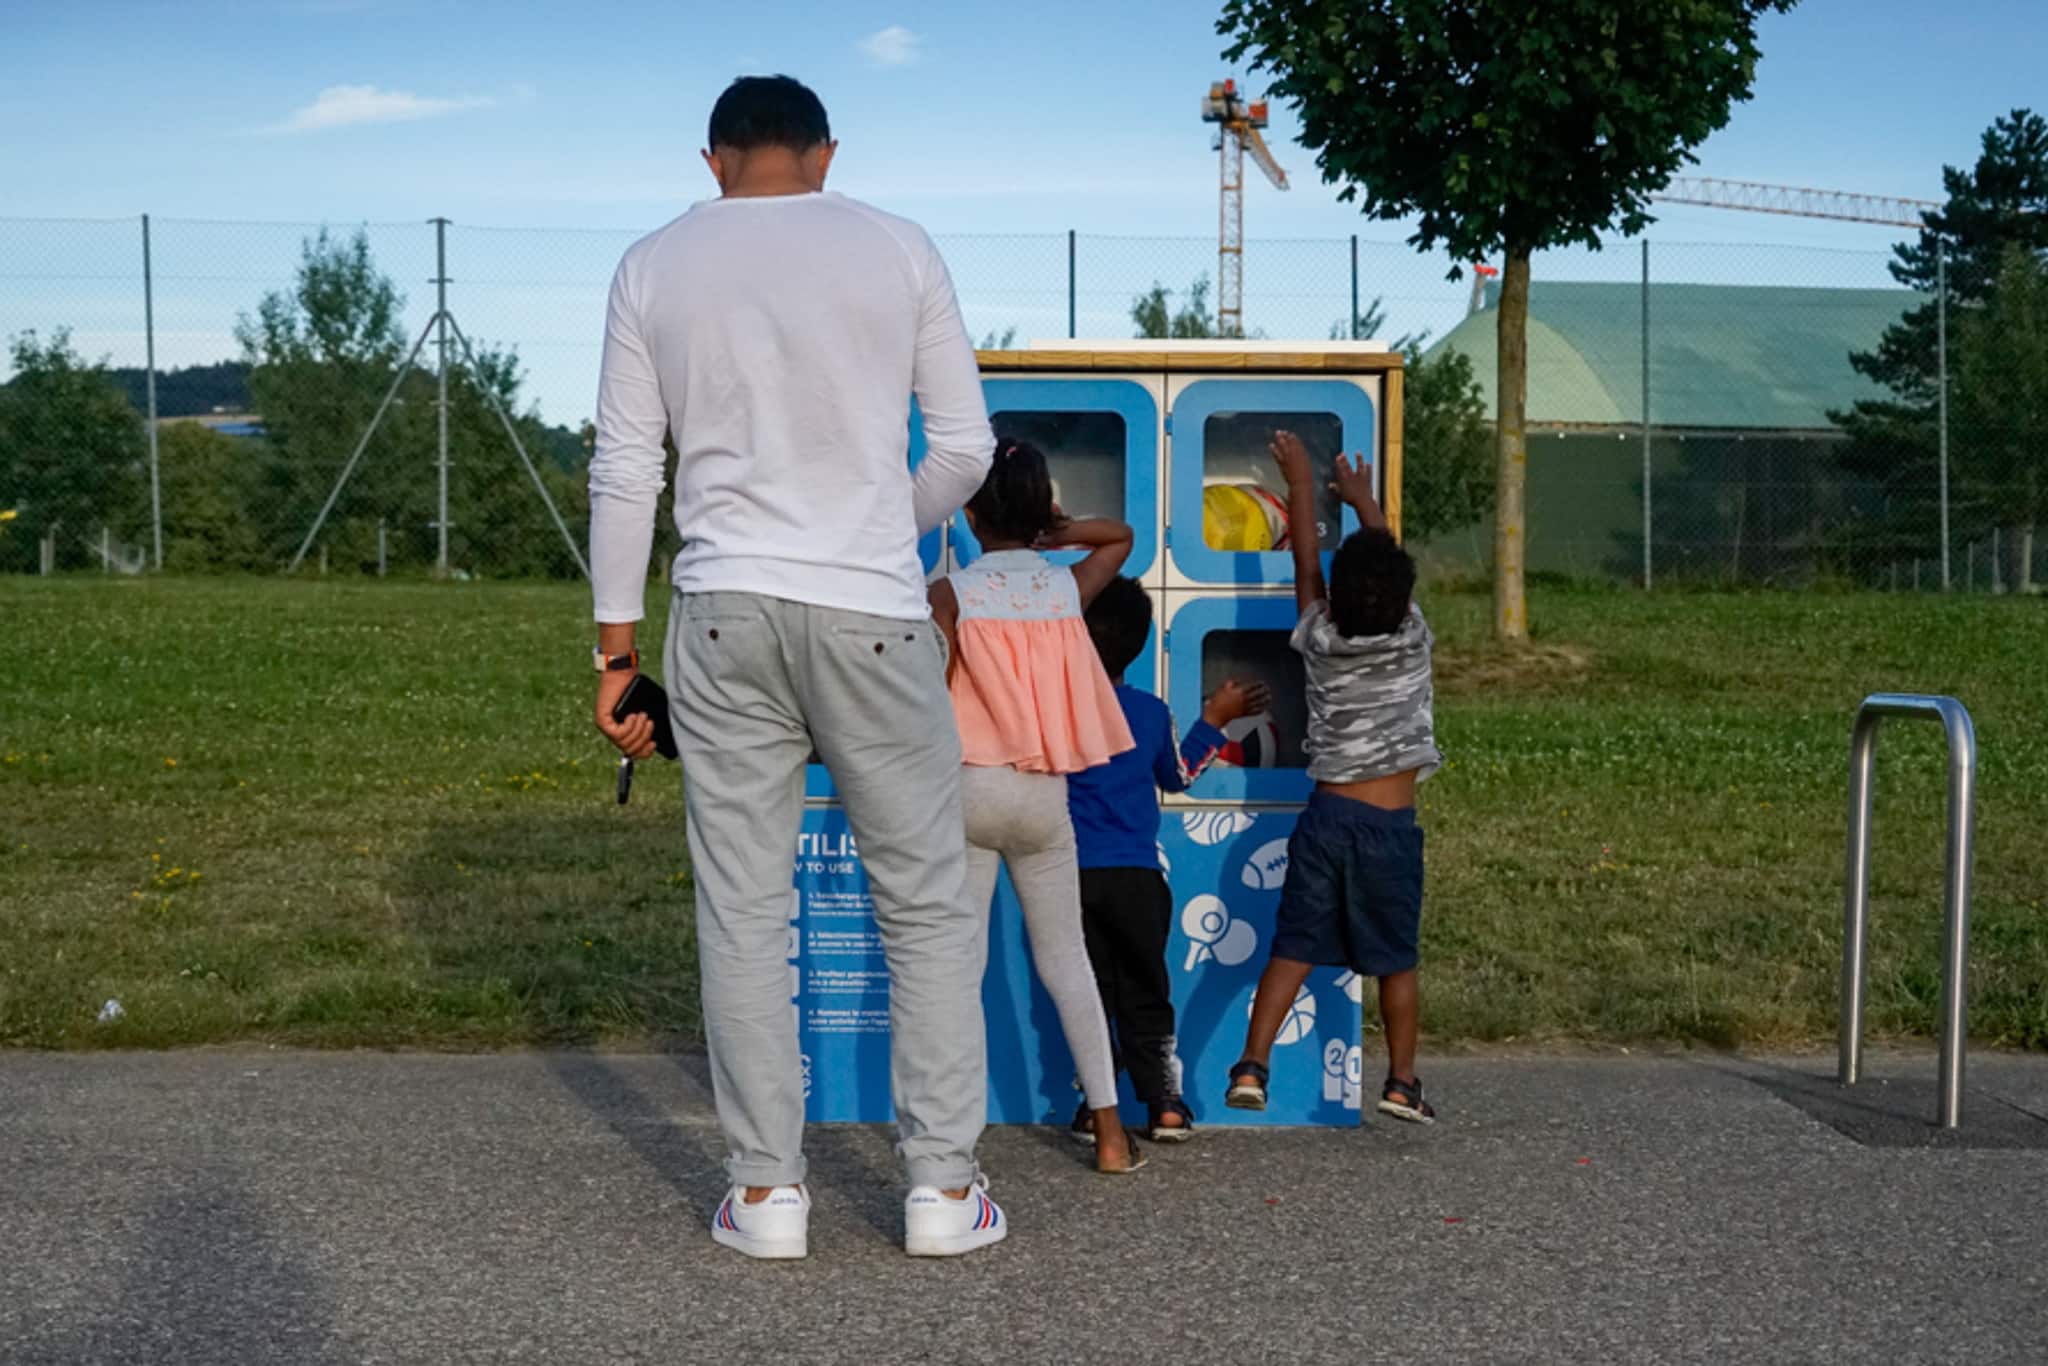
9, 1161, 352, 1366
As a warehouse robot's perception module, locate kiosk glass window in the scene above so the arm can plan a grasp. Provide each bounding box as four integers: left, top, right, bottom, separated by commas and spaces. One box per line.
990, 410, 1127, 523
1199, 410, 1343, 553
1201, 629, 1309, 770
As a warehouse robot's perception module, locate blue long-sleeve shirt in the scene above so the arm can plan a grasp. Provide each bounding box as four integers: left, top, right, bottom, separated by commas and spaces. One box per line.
1067, 684, 1227, 871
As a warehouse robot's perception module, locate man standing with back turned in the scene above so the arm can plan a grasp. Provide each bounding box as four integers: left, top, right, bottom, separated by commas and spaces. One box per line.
587, 76, 1002, 1260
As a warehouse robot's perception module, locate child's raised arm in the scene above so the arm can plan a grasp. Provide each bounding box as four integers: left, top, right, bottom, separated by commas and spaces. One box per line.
1270, 430, 1325, 615
1051, 514, 1135, 607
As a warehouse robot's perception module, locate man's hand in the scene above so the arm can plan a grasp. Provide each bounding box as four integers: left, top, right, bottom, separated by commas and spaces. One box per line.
1332, 452, 1388, 530
1202, 678, 1272, 730
1268, 429, 1314, 493
595, 667, 658, 760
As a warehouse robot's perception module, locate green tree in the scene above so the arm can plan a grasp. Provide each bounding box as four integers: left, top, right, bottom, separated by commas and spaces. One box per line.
1221, 0, 1795, 640
239, 228, 582, 577
977, 325, 1020, 349
1132, 277, 1218, 338
158, 422, 266, 571
237, 228, 413, 567
0, 330, 146, 573
1953, 245, 2048, 591
440, 339, 588, 579
1832, 110, 2048, 574
1399, 344, 1494, 542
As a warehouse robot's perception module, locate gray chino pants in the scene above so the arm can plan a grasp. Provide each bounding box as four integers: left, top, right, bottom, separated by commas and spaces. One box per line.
665, 591, 984, 1191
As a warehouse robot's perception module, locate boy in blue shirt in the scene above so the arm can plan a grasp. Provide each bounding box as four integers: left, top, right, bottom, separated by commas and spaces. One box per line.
1067, 577, 1267, 1143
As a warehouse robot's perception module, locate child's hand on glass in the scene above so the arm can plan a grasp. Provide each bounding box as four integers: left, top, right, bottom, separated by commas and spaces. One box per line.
1331, 452, 1386, 528
1268, 430, 1314, 492
1202, 678, 1272, 730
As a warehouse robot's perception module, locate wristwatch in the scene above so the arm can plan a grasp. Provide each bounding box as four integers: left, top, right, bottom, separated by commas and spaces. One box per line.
592, 648, 639, 674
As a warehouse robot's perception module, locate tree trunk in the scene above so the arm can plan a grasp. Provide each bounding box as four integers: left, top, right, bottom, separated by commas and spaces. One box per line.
1493, 249, 1532, 643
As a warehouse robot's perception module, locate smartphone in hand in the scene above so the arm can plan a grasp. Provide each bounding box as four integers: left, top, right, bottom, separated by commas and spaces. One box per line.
611, 674, 677, 804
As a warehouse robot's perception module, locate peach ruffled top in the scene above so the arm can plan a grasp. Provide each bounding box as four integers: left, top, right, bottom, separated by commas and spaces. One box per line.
946, 550, 1135, 776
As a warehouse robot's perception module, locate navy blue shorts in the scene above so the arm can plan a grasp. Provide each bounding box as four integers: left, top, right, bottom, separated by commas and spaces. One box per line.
1271, 792, 1424, 977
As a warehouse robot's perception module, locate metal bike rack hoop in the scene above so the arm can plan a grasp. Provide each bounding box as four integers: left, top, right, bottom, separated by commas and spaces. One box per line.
1838, 693, 1977, 1129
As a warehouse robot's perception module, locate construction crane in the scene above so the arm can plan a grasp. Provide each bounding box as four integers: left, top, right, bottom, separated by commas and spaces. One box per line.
1651, 176, 1939, 229
1203, 79, 1289, 338
1465, 177, 1941, 314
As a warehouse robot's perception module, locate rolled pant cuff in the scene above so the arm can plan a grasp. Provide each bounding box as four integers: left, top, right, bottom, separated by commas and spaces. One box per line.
727, 1157, 807, 1189
905, 1158, 979, 1192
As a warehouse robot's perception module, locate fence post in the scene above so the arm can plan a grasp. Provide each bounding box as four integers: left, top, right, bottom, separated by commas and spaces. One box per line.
1067, 229, 1076, 340
433, 217, 451, 578
1641, 239, 1652, 590
1938, 245, 1951, 591
141, 214, 162, 571
1349, 234, 1359, 340
378, 518, 388, 578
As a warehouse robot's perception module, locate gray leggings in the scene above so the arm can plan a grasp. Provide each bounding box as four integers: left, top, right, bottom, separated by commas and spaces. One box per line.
960, 764, 1119, 1111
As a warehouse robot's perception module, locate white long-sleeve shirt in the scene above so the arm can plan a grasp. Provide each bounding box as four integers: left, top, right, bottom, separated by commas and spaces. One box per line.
587, 191, 993, 623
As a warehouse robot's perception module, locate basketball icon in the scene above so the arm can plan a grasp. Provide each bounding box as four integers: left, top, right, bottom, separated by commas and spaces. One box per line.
1251, 984, 1318, 1046
1182, 809, 1256, 846
1334, 970, 1365, 1005
1240, 836, 1290, 891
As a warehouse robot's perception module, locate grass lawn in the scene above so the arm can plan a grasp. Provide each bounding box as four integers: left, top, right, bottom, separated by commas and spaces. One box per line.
3, 576, 2045, 1051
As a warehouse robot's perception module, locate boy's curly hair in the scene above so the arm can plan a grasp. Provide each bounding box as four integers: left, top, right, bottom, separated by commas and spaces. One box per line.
1083, 576, 1152, 680
1329, 528, 1416, 637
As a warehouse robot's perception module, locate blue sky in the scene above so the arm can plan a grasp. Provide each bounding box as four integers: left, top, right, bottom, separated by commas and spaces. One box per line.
7, 0, 2043, 239
4, 0, 2044, 422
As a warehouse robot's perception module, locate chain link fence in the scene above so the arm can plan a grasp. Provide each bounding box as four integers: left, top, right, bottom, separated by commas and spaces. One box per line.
2, 214, 2038, 590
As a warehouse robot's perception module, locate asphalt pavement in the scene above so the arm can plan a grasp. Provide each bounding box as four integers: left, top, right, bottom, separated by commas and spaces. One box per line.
4, 1048, 2046, 1365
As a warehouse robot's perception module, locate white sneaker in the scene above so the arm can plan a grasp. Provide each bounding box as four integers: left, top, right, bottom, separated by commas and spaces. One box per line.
904, 1175, 1008, 1257
710, 1184, 809, 1260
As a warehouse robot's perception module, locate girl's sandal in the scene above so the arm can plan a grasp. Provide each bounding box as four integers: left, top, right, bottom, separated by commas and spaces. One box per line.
1098, 1135, 1148, 1175
1146, 1097, 1196, 1143
1225, 1059, 1269, 1111
1377, 1075, 1437, 1125
1068, 1101, 1096, 1145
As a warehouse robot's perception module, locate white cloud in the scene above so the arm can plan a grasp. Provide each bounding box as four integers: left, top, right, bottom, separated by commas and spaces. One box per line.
275, 84, 495, 133
856, 25, 920, 67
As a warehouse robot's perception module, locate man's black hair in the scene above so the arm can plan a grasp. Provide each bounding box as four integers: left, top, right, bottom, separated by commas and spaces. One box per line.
1329, 527, 1416, 638
1083, 576, 1152, 680
708, 75, 830, 153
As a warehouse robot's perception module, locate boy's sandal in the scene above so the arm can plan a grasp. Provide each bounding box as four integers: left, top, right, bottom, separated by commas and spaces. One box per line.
1224, 1059, 1269, 1111
1146, 1097, 1196, 1143
1068, 1101, 1096, 1145
1377, 1075, 1437, 1125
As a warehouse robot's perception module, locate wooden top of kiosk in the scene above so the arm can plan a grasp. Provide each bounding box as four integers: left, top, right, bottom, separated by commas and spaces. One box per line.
977, 340, 1404, 375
